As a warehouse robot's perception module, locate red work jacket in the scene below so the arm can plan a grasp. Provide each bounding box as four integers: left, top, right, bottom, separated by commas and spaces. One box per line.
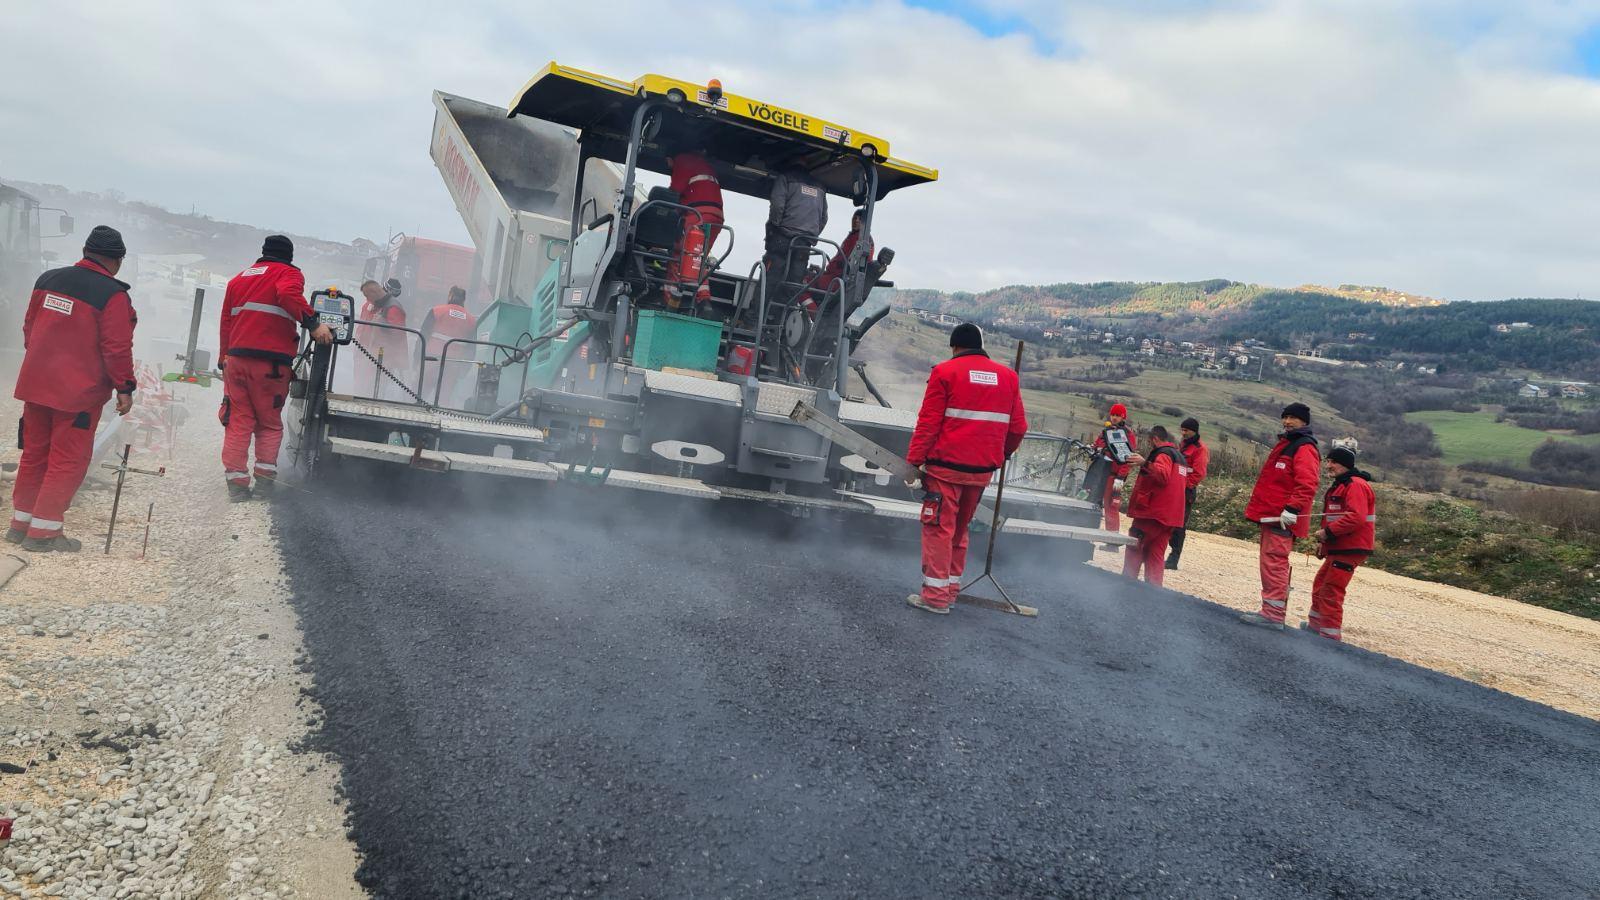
219, 258, 317, 363
813, 231, 872, 297
1321, 472, 1376, 556
16, 258, 138, 412
357, 296, 409, 359
907, 350, 1028, 474
1181, 437, 1210, 489
1093, 423, 1138, 478
669, 152, 724, 223
1126, 441, 1187, 528
422, 303, 477, 358
1244, 428, 1321, 537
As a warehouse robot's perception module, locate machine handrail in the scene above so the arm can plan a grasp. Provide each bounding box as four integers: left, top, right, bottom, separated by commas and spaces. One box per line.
433, 336, 538, 408
350, 319, 428, 399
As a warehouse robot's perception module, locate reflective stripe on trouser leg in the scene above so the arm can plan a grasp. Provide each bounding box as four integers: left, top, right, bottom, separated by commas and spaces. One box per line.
1102, 480, 1121, 532
8, 510, 31, 532
25, 405, 101, 540
918, 474, 964, 607
1310, 556, 1358, 640
250, 362, 288, 474
222, 359, 259, 483
11, 402, 54, 532
1257, 525, 1293, 622
945, 481, 985, 603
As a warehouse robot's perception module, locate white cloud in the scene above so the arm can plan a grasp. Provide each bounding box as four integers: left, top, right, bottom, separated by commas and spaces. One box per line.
2, 0, 1599, 299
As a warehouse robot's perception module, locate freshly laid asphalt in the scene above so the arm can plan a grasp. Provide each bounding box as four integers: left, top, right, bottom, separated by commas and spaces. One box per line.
275, 472, 1600, 899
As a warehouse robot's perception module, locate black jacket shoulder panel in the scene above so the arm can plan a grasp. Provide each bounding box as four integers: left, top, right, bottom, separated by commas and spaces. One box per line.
35, 265, 126, 311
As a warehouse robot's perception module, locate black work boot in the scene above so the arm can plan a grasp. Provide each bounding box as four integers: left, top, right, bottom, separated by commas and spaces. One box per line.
4, 527, 24, 545
253, 478, 276, 500
227, 482, 253, 503
22, 534, 83, 553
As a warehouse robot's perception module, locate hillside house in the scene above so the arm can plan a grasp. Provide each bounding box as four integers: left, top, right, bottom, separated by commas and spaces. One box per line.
1560, 383, 1589, 399
1519, 383, 1549, 399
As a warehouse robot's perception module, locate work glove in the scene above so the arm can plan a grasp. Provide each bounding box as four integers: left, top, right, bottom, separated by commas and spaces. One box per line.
1278, 509, 1299, 529
1112, 479, 1125, 492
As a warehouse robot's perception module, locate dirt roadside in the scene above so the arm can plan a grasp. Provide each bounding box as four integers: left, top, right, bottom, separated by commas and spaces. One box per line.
1090, 529, 1600, 721
0, 388, 363, 899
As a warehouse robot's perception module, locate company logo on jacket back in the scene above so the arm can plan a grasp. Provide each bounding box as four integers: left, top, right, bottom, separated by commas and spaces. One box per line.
43, 294, 74, 315
969, 370, 998, 385
242, 266, 267, 277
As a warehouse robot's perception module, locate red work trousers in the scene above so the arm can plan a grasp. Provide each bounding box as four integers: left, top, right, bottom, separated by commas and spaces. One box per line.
221, 356, 290, 486
1101, 478, 1122, 532
667, 210, 723, 304
1308, 554, 1363, 641
10, 402, 103, 539
919, 470, 988, 608
1121, 519, 1173, 587
1256, 524, 1296, 622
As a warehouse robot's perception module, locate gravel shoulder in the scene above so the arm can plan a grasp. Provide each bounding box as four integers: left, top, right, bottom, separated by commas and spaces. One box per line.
0, 390, 362, 899
1090, 530, 1600, 721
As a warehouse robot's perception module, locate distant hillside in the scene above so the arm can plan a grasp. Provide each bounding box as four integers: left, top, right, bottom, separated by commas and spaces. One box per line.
895, 280, 1600, 378
11, 179, 373, 286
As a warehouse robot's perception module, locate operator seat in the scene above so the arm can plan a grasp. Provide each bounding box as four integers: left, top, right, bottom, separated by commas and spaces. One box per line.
634, 186, 684, 250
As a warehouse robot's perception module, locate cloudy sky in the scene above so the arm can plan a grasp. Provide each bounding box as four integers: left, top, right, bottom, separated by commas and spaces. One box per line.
3, 0, 1599, 300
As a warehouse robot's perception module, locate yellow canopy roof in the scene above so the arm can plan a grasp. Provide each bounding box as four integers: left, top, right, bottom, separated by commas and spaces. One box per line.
507, 62, 938, 201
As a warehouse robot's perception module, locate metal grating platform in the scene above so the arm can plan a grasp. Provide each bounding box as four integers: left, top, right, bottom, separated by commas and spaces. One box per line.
327, 396, 441, 427
643, 369, 742, 403
839, 400, 917, 430
1001, 485, 1099, 513
754, 381, 817, 417
439, 414, 547, 443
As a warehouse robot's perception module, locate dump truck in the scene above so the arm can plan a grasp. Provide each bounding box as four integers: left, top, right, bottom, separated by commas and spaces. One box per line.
0, 181, 73, 357
284, 64, 1128, 560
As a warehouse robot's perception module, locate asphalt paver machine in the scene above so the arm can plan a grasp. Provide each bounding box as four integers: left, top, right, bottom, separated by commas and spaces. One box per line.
286, 63, 1128, 557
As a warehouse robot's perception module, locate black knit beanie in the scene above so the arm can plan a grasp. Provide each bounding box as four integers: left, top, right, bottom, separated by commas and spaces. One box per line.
262, 234, 294, 262
1180, 417, 1200, 433
83, 225, 127, 259
950, 322, 984, 350
1329, 446, 1357, 470
1281, 402, 1311, 423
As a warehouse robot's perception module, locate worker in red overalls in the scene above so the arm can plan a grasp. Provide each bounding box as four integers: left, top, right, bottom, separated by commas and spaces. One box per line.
800, 208, 874, 314
422, 286, 478, 407
1165, 416, 1210, 570
1306, 446, 1376, 641
1092, 403, 1137, 547
1120, 425, 1187, 587
218, 235, 333, 501
7, 226, 138, 552
1240, 402, 1321, 629
903, 323, 1028, 615
664, 148, 723, 307
354, 278, 410, 400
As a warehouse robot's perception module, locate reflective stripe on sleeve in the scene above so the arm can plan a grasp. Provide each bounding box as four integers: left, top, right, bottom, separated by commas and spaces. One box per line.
232, 302, 295, 321
687, 174, 718, 185
945, 408, 1011, 423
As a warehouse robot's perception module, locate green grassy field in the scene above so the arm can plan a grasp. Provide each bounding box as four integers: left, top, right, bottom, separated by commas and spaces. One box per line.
1405, 410, 1600, 466
855, 317, 1357, 450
